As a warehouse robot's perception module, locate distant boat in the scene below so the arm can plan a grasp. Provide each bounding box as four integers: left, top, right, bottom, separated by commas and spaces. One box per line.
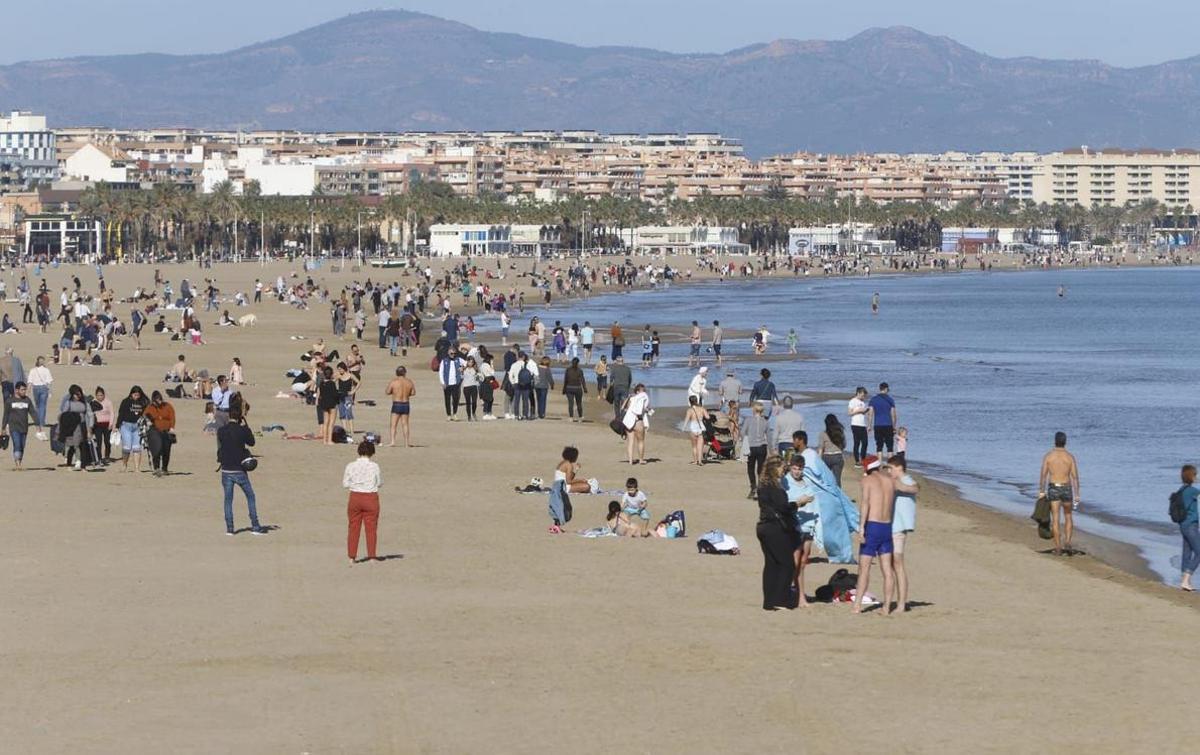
370, 258, 409, 269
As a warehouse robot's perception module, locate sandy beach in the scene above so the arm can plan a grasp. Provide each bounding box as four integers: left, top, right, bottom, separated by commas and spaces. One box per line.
2, 258, 1199, 753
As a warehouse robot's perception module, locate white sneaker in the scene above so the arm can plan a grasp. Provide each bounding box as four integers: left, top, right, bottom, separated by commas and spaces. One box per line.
482, 414, 496, 421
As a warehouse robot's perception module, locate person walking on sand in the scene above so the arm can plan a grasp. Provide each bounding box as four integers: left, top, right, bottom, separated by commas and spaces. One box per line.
1174, 464, 1200, 591
116, 386, 149, 473
1039, 431, 1080, 556
217, 405, 265, 536
622, 384, 651, 465
344, 440, 383, 564
608, 355, 633, 420
386, 366, 416, 447
2, 381, 40, 470
684, 395, 708, 466
717, 369, 741, 407
756, 456, 799, 611
887, 456, 919, 612
853, 456, 896, 615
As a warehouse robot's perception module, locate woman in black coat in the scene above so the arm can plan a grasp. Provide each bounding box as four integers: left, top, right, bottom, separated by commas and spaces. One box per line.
756, 456, 799, 610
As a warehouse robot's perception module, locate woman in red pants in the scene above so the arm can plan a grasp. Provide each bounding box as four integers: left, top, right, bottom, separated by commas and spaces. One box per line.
342, 440, 382, 564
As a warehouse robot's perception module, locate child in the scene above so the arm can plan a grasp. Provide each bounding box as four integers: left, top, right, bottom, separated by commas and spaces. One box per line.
605, 500, 638, 537
621, 477, 651, 537
202, 401, 216, 433
651, 331, 661, 364
641, 333, 653, 366
894, 427, 908, 463
787, 328, 798, 355
594, 355, 608, 398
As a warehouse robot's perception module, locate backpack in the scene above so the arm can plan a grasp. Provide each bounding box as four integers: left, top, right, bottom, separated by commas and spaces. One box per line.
517, 365, 533, 388
1169, 486, 1189, 524
815, 568, 859, 603
332, 425, 348, 444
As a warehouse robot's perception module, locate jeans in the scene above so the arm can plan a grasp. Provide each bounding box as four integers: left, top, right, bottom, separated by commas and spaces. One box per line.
611, 343, 623, 360
535, 387, 549, 419
565, 388, 583, 418
32, 385, 49, 425
463, 386, 478, 420
612, 387, 628, 419
378, 325, 386, 348
442, 384, 462, 417
222, 471, 261, 532
10, 430, 27, 460
851, 426, 868, 462
823, 452, 845, 488
515, 387, 533, 419
1182, 522, 1200, 575
387, 335, 399, 356
747, 445, 768, 490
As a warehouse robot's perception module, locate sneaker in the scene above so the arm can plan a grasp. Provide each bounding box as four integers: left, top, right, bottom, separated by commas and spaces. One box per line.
226, 530, 235, 536
251, 528, 267, 536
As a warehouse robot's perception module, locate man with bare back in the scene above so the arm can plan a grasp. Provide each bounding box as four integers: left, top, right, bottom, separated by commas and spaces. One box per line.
1039, 431, 1080, 556
853, 456, 896, 615
386, 366, 416, 447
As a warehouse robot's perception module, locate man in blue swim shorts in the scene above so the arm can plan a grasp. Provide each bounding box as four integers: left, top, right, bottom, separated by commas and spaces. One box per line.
852, 456, 897, 615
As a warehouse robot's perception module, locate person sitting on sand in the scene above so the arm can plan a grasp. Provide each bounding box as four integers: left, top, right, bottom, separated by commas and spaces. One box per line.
217, 310, 238, 327
549, 446, 588, 534
605, 500, 639, 538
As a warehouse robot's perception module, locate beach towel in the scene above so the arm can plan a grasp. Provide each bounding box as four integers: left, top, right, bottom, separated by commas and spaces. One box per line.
577, 526, 617, 538
801, 455, 860, 564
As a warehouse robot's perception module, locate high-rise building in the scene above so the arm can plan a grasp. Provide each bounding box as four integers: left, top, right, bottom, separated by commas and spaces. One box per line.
0, 111, 58, 190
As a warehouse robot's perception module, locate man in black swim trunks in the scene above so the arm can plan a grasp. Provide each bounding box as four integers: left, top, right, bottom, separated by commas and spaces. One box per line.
386, 366, 416, 447
1039, 431, 1080, 555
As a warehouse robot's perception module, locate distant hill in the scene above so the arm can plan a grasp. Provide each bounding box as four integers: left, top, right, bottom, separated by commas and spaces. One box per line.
3, 10, 1200, 156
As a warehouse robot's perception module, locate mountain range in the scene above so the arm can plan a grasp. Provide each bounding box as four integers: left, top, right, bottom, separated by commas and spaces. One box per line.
3, 10, 1200, 157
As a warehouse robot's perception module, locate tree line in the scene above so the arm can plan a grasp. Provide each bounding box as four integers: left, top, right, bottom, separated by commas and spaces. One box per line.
71, 179, 1195, 260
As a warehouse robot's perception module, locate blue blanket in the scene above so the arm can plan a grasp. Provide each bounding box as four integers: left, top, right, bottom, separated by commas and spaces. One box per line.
796, 452, 860, 563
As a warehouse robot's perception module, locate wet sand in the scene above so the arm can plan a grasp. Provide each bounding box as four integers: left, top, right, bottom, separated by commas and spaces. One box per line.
2, 259, 1199, 753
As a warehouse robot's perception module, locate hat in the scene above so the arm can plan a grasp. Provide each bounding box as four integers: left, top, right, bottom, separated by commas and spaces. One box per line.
698, 366, 708, 374
864, 456, 882, 471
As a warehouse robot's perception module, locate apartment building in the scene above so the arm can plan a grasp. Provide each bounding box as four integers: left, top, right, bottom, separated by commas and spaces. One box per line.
0, 111, 59, 190
1031, 148, 1200, 208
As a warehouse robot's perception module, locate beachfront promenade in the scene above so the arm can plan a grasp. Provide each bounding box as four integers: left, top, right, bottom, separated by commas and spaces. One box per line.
1, 256, 1198, 752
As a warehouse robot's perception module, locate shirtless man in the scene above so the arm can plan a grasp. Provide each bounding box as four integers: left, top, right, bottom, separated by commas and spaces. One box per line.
853, 456, 896, 615
688, 321, 702, 367
385, 366, 416, 447
1039, 431, 1080, 556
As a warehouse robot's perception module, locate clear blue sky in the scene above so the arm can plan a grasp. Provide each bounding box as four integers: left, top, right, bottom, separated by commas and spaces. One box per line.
3, 0, 1197, 67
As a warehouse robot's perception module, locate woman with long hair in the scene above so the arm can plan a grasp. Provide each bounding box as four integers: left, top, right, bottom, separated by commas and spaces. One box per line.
317, 365, 340, 445
818, 413, 847, 487
116, 385, 148, 472
756, 456, 799, 610
92, 386, 114, 464
60, 384, 94, 470
622, 383, 651, 465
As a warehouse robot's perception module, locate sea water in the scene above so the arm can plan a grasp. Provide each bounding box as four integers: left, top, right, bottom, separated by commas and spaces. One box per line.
505, 266, 1196, 581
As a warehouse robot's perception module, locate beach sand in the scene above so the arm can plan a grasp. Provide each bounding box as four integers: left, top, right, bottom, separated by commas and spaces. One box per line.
2, 259, 1198, 753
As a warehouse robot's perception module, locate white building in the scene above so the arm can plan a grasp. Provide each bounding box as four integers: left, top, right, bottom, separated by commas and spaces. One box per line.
789, 224, 895, 256
619, 226, 746, 254
243, 163, 319, 196
510, 224, 561, 256
62, 143, 130, 183
429, 224, 512, 256
0, 111, 58, 188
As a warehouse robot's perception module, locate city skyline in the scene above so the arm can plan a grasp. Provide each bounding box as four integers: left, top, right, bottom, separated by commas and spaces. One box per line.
3, 0, 1200, 68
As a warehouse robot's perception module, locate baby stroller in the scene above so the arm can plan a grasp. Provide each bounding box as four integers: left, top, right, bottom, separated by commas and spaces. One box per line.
702, 411, 737, 462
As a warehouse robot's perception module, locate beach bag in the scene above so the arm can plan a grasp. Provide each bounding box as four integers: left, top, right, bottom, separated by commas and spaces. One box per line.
332, 425, 349, 444
660, 510, 685, 538
110, 429, 121, 449
815, 568, 859, 602
429, 355, 440, 372
608, 418, 627, 437
1169, 486, 1188, 524
48, 424, 64, 454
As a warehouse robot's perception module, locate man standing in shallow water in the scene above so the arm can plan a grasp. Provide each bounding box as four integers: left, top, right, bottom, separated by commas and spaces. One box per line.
1039, 431, 1080, 556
